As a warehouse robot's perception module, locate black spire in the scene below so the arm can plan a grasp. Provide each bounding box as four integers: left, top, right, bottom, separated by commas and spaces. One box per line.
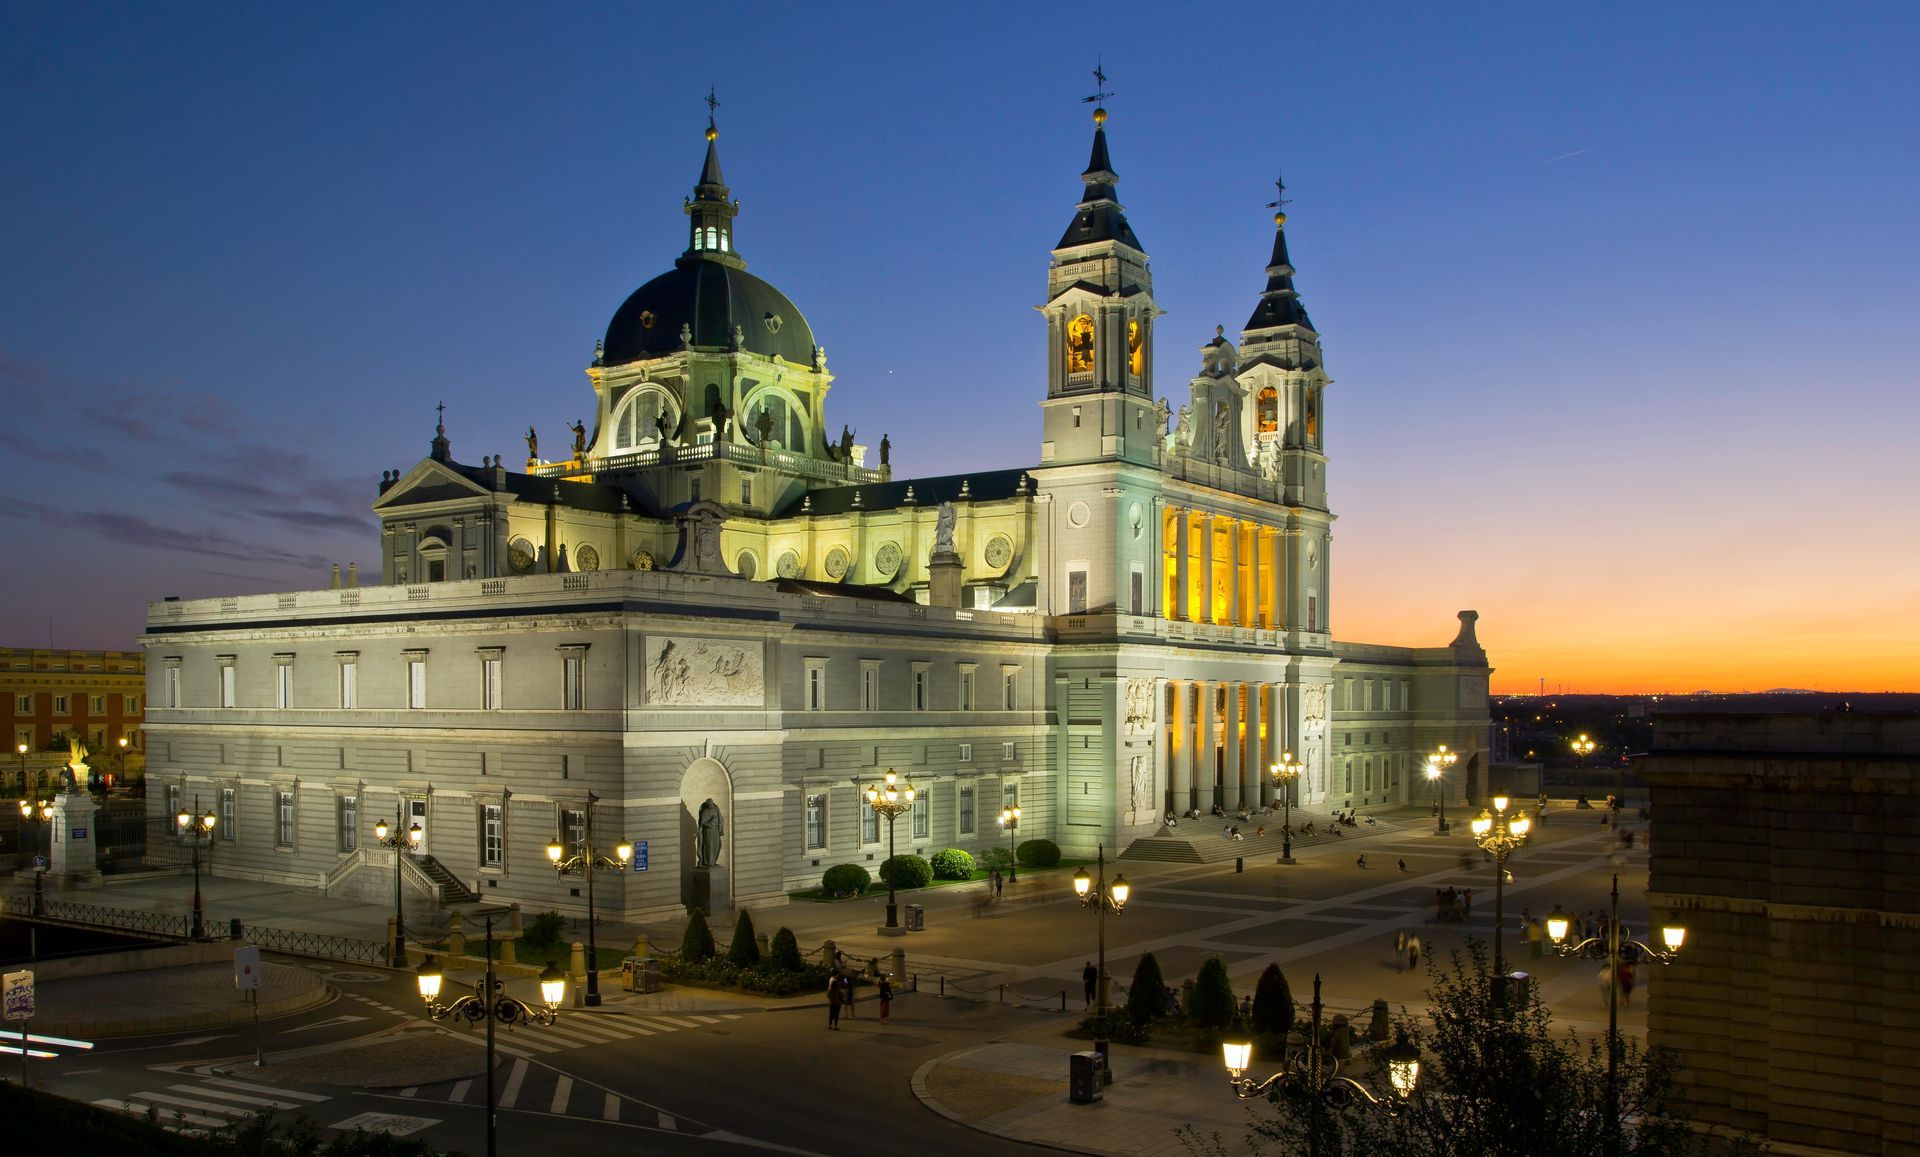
1244, 174, 1314, 333
684, 87, 742, 265
1056, 66, 1141, 251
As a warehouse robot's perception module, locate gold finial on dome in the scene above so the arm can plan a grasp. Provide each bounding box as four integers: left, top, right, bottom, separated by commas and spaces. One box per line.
1274, 211, 1287, 228
704, 85, 720, 141
1093, 106, 1107, 126
706, 123, 718, 142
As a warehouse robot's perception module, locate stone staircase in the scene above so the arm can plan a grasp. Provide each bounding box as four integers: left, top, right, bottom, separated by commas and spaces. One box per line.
1121, 815, 1406, 865
411, 854, 479, 904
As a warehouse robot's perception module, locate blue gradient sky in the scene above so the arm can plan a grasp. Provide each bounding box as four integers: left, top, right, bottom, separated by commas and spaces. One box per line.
3, 2, 1915, 691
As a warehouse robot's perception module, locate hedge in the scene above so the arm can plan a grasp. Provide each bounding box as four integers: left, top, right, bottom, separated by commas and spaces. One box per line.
1016, 838, 1062, 868
822, 863, 871, 896
929, 847, 976, 880
879, 853, 932, 889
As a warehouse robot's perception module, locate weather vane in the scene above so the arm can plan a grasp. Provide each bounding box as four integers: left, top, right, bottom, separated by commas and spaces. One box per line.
1082, 59, 1113, 108
705, 85, 720, 117
1267, 171, 1291, 213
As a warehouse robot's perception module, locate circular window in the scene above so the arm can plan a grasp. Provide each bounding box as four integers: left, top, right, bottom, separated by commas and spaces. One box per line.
508, 537, 536, 574
776, 550, 802, 579
632, 548, 655, 571
983, 534, 1013, 570
824, 546, 850, 580
1129, 502, 1144, 541
874, 541, 902, 576
575, 545, 600, 572
1068, 501, 1091, 528
735, 551, 758, 580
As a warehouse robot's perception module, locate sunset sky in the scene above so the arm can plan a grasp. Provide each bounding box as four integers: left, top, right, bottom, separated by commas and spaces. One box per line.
2, 2, 1915, 693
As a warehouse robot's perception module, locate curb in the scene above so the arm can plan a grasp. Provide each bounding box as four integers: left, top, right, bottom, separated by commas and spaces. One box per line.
37, 981, 335, 1040
907, 1046, 1103, 1157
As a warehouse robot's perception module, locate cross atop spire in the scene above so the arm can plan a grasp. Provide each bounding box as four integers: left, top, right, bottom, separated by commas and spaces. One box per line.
430, 400, 451, 461
704, 85, 720, 142
435, 400, 446, 432
1267, 172, 1290, 218
1082, 60, 1114, 116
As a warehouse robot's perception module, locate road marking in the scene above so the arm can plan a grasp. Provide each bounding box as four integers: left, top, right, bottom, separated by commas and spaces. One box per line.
201, 1076, 331, 1103
658, 1111, 677, 1130
282, 1015, 368, 1034
549, 1075, 571, 1114
132, 1091, 258, 1117
167, 1083, 304, 1110
98, 1098, 226, 1129
548, 1019, 633, 1043
399, 1087, 417, 1098
687, 1015, 723, 1024
603, 1093, 620, 1121
166, 1036, 227, 1047
449, 1079, 471, 1103
499, 1059, 529, 1109
651, 1017, 704, 1028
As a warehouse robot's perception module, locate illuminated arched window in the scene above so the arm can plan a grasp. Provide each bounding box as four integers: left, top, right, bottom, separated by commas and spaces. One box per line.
1127, 319, 1143, 376
1257, 387, 1278, 433
1066, 315, 1095, 375
1305, 390, 1319, 443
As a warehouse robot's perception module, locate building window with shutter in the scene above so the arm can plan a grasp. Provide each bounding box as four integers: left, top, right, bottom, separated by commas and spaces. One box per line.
479, 649, 503, 710
958, 787, 974, 834
482, 804, 504, 867
805, 794, 826, 850
339, 796, 358, 853
277, 790, 295, 847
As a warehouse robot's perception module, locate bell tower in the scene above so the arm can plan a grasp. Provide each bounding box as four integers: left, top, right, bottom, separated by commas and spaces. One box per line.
1038, 76, 1163, 467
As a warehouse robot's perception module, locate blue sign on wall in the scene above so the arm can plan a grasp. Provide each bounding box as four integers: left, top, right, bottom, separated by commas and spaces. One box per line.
633, 840, 648, 872
70, 828, 86, 839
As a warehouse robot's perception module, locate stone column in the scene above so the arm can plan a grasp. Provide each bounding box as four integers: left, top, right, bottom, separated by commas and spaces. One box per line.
1198, 514, 1215, 623
1194, 680, 1216, 813
1173, 509, 1191, 622
1169, 681, 1190, 814
1153, 677, 1171, 816
1224, 683, 1243, 810
1224, 518, 1241, 627
1271, 529, 1288, 630
1245, 684, 1265, 807
1249, 525, 1264, 630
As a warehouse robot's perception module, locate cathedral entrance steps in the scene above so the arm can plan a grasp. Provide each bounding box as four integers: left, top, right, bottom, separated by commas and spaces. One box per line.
1120, 817, 1408, 865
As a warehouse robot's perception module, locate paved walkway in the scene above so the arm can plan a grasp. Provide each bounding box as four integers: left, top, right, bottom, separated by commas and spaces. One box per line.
30, 959, 329, 1037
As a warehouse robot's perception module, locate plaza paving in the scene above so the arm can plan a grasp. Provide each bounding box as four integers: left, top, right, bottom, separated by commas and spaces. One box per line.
3, 801, 1657, 1154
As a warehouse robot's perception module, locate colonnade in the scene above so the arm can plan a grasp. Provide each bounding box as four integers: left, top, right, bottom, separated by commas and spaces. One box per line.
1159, 506, 1286, 628
1158, 678, 1297, 817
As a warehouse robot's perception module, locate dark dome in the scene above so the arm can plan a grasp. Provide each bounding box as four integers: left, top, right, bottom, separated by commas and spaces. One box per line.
603, 257, 817, 366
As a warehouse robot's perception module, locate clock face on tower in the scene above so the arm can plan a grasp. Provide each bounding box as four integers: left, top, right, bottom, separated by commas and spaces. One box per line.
1066, 315, 1095, 375
1128, 320, 1143, 376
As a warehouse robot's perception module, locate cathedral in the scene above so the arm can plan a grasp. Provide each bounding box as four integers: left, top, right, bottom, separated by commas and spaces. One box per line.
142, 102, 1493, 921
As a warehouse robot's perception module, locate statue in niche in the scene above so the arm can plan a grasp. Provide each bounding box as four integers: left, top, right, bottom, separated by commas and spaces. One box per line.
1154, 396, 1171, 435
525, 425, 539, 460
933, 502, 957, 555
1213, 403, 1232, 462
656, 412, 674, 446
708, 399, 731, 440
696, 798, 725, 868
570, 420, 587, 456
754, 407, 774, 446
1129, 755, 1151, 812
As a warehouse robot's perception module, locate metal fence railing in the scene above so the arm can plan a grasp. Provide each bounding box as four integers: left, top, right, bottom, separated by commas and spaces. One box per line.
4, 895, 190, 939
241, 923, 385, 965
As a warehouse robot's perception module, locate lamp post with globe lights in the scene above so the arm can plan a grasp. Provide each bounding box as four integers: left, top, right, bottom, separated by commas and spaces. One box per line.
999, 804, 1021, 883
864, 770, 917, 929
1469, 794, 1532, 1009
1072, 846, 1130, 1061
1269, 753, 1302, 864
174, 797, 217, 939
1547, 875, 1687, 1157
373, 809, 423, 967
1426, 745, 1457, 835
17, 797, 52, 915
545, 794, 633, 1006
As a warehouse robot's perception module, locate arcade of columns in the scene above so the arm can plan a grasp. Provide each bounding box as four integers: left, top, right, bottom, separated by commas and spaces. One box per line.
1159, 505, 1289, 627
1156, 678, 1298, 817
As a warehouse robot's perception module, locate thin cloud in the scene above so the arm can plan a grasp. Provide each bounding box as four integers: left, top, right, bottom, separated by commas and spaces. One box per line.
0, 495, 333, 571
1537, 147, 1594, 166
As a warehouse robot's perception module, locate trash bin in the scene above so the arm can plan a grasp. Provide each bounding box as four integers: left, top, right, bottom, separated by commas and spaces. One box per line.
621, 956, 661, 994
1070, 1051, 1106, 1104
1494, 970, 1533, 1008
905, 905, 925, 931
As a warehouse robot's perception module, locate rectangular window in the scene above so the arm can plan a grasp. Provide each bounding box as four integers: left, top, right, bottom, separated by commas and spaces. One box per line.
957, 667, 975, 711
1308, 594, 1317, 632
166, 784, 181, 820
958, 742, 973, 763
860, 663, 879, 712
218, 661, 236, 709
407, 658, 427, 709
482, 804, 504, 867
221, 787, 236, 842
561, 808, 586, 861
275, 662, 293, 709
1003, 670, 1018, 710
339, 796, 358, 852
1067, 568, 1088, 614
958, 787, 975, 834
740, 478, 752, 504
127, 693, 140, 714
1003, 783, 1019, 812
912, 799, 929, 840
481, 655, 503, 710
1130, 568, 1145, 616
562, 651, 585, 710
277, 790, 295, 847
13, 694, 27, 713
1002, 741, 1016, 761
862, 799, 880, 844
91, 695, 105, 714
805, 794, 826, 850
54, 694, 69, 714
339, 661, 358, 709
689, 478, 702, 504
912, 665, 929, 711
806, 660, 827, 711
165, 665, 180, 708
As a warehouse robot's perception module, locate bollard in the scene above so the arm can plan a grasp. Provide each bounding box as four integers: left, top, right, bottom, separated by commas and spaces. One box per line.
1236, 856, 1244, 874
230, 918, 244, 940
1060, 990, 1066, 1012
386, 915, 398, 963
1369, 998, 1390, 1042
570, 941, 587, 1008
632, 931, 650, 959
757, 931, 771, 959
891, 947, 906, 981
448, 911, 466, 958
822, 938, 838, 969
939, 975, 945, 997
999, 983, 1006, 1004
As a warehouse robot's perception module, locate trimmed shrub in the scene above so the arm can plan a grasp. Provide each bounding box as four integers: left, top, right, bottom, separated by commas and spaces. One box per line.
727, 910, 760, 967
522, 910, 566, 953
680, 907, 716, 963
1251, 962, 1294, 1037
1016, 838, 1061, 869
929, 847, 976, 880
822, 863, 871, 896
879, 853, 933, 889
1126, 952, 1168, 1027
1079, 1009, 1148, 1045
1188, 956, 1237, 1030
769, 926, 805, 972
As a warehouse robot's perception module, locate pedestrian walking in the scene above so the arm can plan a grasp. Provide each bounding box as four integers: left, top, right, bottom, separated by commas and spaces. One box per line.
878, 975, 893, 1024
1397, 858, 1410, 873
1356, 854, 1368, 869
827, 975, 845, 1030
1395, 930, 1408, 971
1407, 934, 1423, 969
1618, 961, 1638, 1006
1463, 888, 1474, 917
844, 971, 857, 1018
994, 869, 1004, 899
1082, 961, 1098, 1009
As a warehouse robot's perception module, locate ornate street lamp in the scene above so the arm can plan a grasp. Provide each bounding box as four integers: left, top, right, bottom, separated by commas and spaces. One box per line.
1469, 794, 1532, 1008
174, 797, 217, 939
999, 804, 1021, 883
864, 770, 917, 929
17, 797, 52, 915
1072, 846, 1130, 1059
417, 909, 567, 1157
373, 809, 424, 968
1547, 874, 1686, 1157
1426, 744, 1457, 835
1571, 733, 1596, 765
546, 793, 633, 1006
1223, 974, 1420, 1123
1269, 753, 1302, 865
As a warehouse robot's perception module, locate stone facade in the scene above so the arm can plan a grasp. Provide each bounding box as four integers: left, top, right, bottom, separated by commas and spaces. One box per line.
1643, 712, 1920, 1155
140, 107, 1494, 924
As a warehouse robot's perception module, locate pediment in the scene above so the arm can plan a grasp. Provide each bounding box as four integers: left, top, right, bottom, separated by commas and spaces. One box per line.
371, 458, 491, 513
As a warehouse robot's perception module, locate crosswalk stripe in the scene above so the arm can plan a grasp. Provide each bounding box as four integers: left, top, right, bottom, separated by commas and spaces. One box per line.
659, 1111, 677, 1130
687, 1015, 722, 1024
492, 1036, 553, 1055
549, 1076, 572, 1115
449, 1079, 472, 1103
201, 1076, 332, 1103
133, 1092, 254, 1118
603, 1093, 620, 1121
399, 1087, 417, 1098
167, 1083, 304, 1110
551, 1018, 636, 1042
540, 1024, 625, 1047
500, 1059, 529, 1109
651, 1017, 704, 1028
98, 1098, 226, 1129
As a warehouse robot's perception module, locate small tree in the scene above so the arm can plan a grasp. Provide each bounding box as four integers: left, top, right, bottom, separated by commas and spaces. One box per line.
727, 910, 760, 967
521, 910, 566, 953
769, 926, 805, 972
680, 907, 716, 962
1187, 956, 1236, 1030
1126, 951, 1168, 1026
1251, 962, 1295, 1037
